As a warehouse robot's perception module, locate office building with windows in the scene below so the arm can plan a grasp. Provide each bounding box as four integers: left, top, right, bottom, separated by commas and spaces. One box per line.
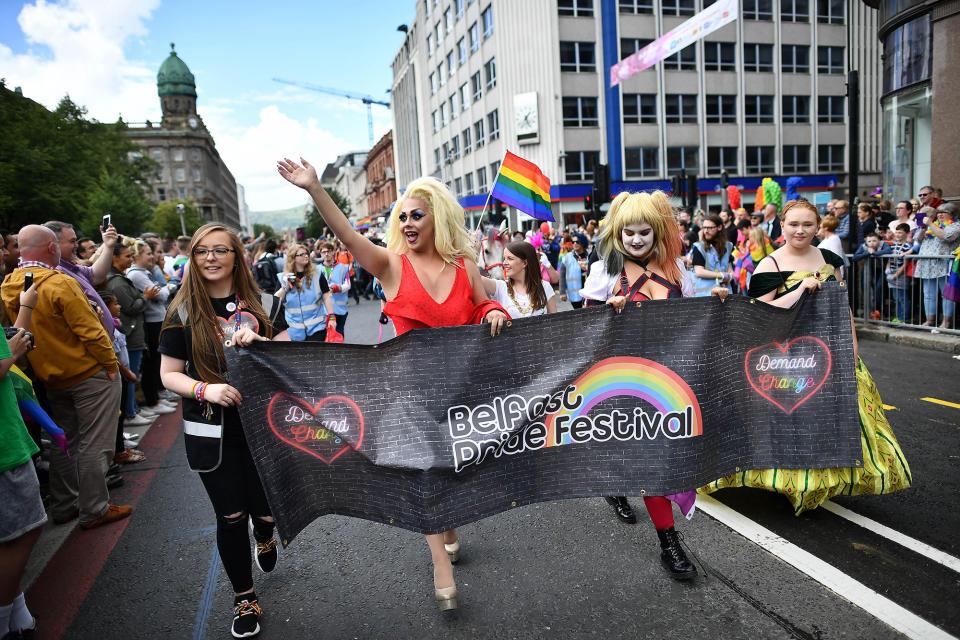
391, 0, 881, 225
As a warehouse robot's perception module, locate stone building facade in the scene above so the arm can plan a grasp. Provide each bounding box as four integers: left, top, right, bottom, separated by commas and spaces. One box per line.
125, 44, 240, 228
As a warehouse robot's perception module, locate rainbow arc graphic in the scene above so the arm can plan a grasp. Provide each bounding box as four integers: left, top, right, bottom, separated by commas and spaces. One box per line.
544, 356, 702, 446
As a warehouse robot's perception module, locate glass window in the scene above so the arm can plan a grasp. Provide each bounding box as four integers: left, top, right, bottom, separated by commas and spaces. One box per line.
744, 95, 775, 123
624, 147, 659, 177
559, 42, 597, 72
662, 0, 695, 16
490, 160, 500, 179
482, 5, 493, 37
178, 187, 186, 199
430, 72, 438, 95
484, 57, 497, 88
465, 172, 474, 195
818, 144, 844, 171
157, 187, 166, 201
434, 147, 442, 170
450, 94, 459, 118
445, 6, 453, 30
460, 83, 470, 108
665, 94, 697, 124
782, 145, 810, 173
705, 94, 737, 123
618, 0, 653, 14
192, 167, 201, 182
456, 0, 464, 18
450, 135, 460, 160
151, 148, 164, 161
883, 15, 931, 94
666, 147, 699, 173
818, 46, 844, 73
427, 33, 434, 57
463, 127, 472, 155
469, 22, 480, 51
432, 110, 439, 132
743, 43, 774, 72
454, 177, 463, 197
474, 119, 485, 148
707, 147, 738, 173
781, 45, 810, 73
745, 146, 775, 173
471, 71, 483, 101
447, 50, 456, 75
620, 38, 653, 59
458, 38, 467, 65
562, 97, 600, 127
191, 149, 200, 162
781, 0, 809, 22
442, 141, 450, 164
559, 0, 594, 16
176, 167, 186, 182
438, 62, 445, 85
782, 95, 810, 123
436, 21, 443, 42
564, 151, 600, 181
818, 95, 845, 123
663, 43, 696, 71
440, 102, 449, 125
743, 0, 773, 20
622, 93, 657, 124
477, 166, 488, 191
487, 109, 500, 140
703, 41, 736, 71
816, 0, 844, 24
173, 148, 184, 162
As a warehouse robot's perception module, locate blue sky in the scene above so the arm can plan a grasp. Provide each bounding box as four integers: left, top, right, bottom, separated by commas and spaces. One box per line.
0, 0, 414, 210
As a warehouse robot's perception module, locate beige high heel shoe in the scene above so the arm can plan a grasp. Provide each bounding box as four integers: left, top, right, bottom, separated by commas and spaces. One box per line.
444, 540, 461, 564
435, 584, 458, 611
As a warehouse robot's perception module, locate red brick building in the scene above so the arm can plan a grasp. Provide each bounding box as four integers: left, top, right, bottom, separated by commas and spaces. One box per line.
365, 130, 397, 218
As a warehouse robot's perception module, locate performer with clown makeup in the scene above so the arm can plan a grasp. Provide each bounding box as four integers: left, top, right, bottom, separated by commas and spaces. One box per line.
581, 190, 727, 580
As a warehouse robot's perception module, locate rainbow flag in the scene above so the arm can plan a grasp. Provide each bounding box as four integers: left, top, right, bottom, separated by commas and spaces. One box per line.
354, 216, 372, 229
491, 151, 552, 221
944, 247, 960, 303
10, 365, 69, 455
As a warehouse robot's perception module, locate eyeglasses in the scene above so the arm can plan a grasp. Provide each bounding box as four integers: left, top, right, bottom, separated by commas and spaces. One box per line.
701, 225, 718, 231
193, 248, 235, 258
398, 209, 426, 223
295, 252, 309, 257
918, 192, 931, 197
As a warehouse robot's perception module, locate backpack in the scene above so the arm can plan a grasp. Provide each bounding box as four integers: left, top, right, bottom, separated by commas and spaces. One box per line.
253, 255, 279, 293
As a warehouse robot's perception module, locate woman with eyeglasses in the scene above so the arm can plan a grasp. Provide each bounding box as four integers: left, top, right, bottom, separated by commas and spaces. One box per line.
914, 202, 960, 328
278, 158, 508, 613
277, 243, 335, 341
159, 224, 290, 639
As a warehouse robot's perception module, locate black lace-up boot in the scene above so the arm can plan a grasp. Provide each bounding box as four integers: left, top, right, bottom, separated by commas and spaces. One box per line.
656, 527, 697, 580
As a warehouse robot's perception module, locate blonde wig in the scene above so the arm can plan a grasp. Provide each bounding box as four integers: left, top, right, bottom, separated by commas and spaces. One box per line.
386, 176, 476, 265
596, 190, 683, 284
161, 223, 272, 384
283, 243, 317, 292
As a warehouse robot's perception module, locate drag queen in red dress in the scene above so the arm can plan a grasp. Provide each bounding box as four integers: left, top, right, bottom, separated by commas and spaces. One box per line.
581, 190, 726, 580
278, 158, 508, 611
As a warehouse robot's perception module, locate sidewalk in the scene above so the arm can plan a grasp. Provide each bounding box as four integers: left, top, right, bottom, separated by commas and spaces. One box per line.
855, 320, 960, 354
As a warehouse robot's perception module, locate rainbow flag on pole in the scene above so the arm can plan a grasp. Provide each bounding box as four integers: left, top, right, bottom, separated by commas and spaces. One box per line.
491, 151, 553, 221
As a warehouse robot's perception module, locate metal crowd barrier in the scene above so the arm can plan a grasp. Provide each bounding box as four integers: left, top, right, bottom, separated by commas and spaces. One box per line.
843, 252, 959, 336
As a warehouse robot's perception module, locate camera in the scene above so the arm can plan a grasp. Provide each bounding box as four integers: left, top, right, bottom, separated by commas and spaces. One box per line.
4, 327, 34, 350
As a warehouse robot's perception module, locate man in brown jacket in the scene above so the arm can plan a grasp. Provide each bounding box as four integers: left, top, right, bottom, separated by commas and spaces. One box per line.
1, 225, 130, 530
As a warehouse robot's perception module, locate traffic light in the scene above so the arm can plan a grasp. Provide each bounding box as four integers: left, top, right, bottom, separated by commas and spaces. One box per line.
671, 175, 682, 199
489, 199, 506, 226
720, 171, 729, 190
584, 193, 593, 212
687, 174, 699, 211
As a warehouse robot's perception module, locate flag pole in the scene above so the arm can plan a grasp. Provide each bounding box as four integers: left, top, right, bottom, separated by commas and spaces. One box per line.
473, 151, 508, 233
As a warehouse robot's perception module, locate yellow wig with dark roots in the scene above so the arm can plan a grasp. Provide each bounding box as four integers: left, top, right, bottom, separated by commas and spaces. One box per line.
386, 176, 476, 265
596, 190, 684, 284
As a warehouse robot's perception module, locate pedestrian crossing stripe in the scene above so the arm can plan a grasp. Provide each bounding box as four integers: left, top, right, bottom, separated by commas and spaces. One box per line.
921, 397, 960, 410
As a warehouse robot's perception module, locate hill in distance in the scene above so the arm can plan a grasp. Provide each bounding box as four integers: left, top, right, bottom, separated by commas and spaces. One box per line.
248, 203, 310, 231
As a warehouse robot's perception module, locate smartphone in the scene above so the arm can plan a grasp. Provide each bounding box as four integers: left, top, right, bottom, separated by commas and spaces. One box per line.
296, 227, 305, 242
23, 272, 33, 291
102, 214, 111, 229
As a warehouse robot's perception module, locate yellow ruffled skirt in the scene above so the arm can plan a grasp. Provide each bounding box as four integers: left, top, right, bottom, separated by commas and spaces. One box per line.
700, 359, 912, 515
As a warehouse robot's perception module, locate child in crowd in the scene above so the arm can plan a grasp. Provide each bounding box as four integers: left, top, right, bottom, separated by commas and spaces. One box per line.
852, 232, 892, 319
99, 292, 146, 464
886, 223, 914, 323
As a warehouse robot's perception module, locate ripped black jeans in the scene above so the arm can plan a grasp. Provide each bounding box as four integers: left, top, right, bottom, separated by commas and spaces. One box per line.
199, 441, 276, 594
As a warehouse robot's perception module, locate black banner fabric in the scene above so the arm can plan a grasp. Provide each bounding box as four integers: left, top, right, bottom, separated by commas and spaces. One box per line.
227, 283, 859, 544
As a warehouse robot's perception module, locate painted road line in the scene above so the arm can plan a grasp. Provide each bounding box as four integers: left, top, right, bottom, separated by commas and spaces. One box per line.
821, 502, 960, 574
697, 494, 957, 640
922, 397, 960, 410
882, 404, 897, 411
194, 542, 221, 640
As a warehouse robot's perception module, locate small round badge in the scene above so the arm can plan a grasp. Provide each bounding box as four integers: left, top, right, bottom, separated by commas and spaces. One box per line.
226, 302, 237, 312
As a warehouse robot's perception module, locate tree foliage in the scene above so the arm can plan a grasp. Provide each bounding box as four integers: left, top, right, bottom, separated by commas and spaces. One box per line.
148, 201, 206, 238
303, 187, 351, 238
0, 80, 155, 235
253, 223, 276, 238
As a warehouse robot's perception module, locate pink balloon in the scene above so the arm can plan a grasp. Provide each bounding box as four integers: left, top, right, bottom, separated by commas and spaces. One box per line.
540, 221, 551, 234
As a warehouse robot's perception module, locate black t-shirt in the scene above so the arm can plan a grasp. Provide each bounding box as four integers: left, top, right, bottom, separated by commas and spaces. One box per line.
159, 294, 287, 446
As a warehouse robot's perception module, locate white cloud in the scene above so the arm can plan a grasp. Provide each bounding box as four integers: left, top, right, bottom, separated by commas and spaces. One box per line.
214, 105, 360, 211
0, 0, 161, 122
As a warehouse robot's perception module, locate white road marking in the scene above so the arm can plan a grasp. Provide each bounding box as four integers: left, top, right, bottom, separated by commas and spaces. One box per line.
821, 501, 960, 574
697, 494, 957, 640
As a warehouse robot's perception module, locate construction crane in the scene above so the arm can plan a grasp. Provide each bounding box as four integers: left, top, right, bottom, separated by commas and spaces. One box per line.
273, 78, 390, 146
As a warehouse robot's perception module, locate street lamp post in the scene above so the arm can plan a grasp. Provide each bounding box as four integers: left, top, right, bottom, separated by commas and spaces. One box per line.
176, 203, 187, 236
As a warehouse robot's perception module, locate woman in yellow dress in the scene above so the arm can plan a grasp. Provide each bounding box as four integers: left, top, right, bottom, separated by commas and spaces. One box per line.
701, 199, 911, 514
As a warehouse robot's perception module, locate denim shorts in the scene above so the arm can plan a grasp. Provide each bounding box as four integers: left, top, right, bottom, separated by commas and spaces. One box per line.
0, 460, 47, 543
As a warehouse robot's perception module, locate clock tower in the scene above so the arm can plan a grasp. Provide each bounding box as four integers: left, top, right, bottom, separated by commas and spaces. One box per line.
157, 43, 204, 131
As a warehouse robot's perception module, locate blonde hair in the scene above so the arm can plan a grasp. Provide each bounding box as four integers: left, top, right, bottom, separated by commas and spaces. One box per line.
820, 214, 839, 232
780, 199, 821, 224
386, 176, 476, 265
131, 238, 151, 257
283, 243, 316, 292
596, 190, 683, 284
748, 227, 771, 256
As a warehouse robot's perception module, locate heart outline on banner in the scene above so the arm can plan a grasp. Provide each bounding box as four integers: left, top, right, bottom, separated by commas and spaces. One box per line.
266, 392, 364, 463
744, 337, 832, 414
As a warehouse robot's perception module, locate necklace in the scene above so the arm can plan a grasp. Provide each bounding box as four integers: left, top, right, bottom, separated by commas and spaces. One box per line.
506, 280, 533, 316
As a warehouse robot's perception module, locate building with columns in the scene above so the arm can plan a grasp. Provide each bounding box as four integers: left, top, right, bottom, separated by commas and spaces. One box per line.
125, 44, 240, 228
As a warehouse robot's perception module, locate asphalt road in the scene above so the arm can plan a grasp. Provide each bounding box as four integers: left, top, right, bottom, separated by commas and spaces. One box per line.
29, 295, 960, 640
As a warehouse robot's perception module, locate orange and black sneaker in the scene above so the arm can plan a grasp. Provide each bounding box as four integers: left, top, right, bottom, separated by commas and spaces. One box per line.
254, 538, 278, 573
231, 594, 262, 638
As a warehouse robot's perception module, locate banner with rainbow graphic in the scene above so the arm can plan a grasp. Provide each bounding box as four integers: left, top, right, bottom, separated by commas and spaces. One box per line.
229, 283, 859, 543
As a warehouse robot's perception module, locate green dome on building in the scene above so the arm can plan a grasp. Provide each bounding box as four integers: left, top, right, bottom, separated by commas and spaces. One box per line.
157, 43, 197, 98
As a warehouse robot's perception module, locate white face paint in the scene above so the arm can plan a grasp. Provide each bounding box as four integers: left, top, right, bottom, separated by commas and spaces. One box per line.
621, 223, 655, 259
